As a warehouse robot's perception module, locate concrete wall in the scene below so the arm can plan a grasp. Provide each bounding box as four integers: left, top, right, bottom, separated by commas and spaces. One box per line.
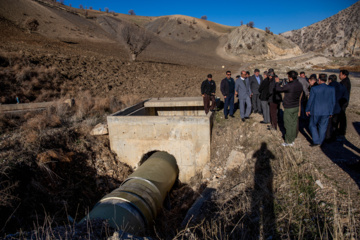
107, 97, 212, 183
0, 102, 54, 113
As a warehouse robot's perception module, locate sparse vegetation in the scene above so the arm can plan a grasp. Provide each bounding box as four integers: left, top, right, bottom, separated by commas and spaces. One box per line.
25, 18, 39, 31
201, 15, 207, 20
128, 9, 136, 15
247, 21, 254, 28
120, 24, 152, 61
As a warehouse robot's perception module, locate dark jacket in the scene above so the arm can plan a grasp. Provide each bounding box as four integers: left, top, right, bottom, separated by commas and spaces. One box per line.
201, 79, 216, 95
329, 81, 349, 114
275, 79, 303, 108
220, 77, 235, 96
258, 77, 270, 101
268, 79, 282, 103
249, 74, 263, 94
340, 77, 351, 103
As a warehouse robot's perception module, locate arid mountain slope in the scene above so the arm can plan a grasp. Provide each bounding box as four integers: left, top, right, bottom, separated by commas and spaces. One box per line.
222, 26, 302, 60
281, 1, 360, 57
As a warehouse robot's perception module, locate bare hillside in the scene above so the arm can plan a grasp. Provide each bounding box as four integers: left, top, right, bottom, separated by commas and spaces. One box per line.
222, 25, 302, 60
281, 1, 360, 57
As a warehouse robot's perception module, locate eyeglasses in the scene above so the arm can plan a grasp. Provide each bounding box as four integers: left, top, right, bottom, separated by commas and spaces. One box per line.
226, 74, 231, 76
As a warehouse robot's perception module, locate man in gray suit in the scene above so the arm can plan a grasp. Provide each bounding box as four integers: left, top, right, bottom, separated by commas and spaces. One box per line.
235, 70, 252, 122
249, 69, 263, 114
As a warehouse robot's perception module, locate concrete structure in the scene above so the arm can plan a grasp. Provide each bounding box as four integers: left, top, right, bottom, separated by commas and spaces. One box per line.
0, 102, 54, 113
107, 97, 213, 183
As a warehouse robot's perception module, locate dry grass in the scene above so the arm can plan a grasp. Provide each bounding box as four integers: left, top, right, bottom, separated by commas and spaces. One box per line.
172, 117, 359, 240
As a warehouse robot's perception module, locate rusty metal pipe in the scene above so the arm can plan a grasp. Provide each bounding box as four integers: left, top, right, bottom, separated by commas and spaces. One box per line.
81, 151, 179, 235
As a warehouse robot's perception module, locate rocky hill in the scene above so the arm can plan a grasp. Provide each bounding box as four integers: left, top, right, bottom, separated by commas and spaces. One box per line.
222, 25, 302, 60
281, 1, 360, 57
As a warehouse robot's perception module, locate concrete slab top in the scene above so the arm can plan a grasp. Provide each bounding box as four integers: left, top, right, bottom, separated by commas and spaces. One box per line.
144, 97, 203, 107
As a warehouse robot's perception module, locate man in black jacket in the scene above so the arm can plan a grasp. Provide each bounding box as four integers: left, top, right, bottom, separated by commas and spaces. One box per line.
220, 70, 235, 119
201, 74, 216, 114
338, 69, 351, 138
275, 70, 303, 146
258, 71, 270, 124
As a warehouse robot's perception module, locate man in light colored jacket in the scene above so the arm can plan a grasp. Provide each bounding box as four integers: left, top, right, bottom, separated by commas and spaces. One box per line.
235, 70, 252, 122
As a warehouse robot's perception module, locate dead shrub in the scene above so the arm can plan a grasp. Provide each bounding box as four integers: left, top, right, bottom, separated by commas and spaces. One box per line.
0, 180, 19, 207
24, 114, 46, 131
74, 91, 95, 120
93, 97, 110, 114
48, 114, 61, 128
119, 94, 141, 109
25, 18, 39, 31
16, 66, 32, 82
24, 129, 40, 146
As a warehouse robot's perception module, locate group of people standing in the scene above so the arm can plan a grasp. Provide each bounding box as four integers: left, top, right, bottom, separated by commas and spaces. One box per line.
201, 69, 351, 147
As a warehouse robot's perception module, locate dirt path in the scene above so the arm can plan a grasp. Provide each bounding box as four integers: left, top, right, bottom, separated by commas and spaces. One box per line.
296, 111, 360, 202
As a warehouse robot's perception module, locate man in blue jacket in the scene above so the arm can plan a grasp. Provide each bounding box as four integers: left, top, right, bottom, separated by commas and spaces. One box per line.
306, 74, 336, 147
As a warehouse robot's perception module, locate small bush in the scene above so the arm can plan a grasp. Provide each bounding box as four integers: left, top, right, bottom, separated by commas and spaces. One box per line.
25, 18, 39, 31
246, 43, 252, 49
247, 21, 254, 28
128, 9, 135, 15
201, 15, 207, 20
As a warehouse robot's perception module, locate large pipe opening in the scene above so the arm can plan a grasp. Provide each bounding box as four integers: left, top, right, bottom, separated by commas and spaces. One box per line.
81, 151, 179, 236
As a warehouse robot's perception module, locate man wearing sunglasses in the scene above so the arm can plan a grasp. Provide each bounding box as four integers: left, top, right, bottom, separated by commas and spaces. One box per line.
220, 71, 235, 119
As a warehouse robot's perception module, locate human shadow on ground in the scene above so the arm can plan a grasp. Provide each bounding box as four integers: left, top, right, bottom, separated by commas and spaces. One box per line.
353, 122, 360, 136
321, 130, 360, 189
298, 118, 313, 144
250, 142, 278, 239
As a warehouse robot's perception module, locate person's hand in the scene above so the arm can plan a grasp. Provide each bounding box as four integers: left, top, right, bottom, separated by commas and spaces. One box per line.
224, 96, 227, 99
202, 94, 204, 97
306, 111, 310, 117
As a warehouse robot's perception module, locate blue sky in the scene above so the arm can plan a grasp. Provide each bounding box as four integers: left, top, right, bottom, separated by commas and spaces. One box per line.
64, 0, 358, 34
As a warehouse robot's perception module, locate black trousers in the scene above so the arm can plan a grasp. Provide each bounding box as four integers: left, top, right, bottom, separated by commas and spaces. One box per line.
251, 94, 261, 113
338, 108, 347, 136
325, 113, 340, 141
